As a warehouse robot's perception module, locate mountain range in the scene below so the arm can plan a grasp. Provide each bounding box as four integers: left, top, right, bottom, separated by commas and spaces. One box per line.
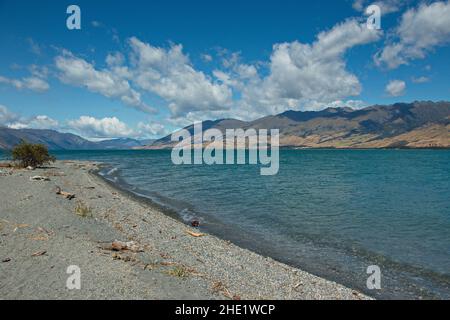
0, 101, 449, 150
147, 101, 450, 149
0, 128, 155, 150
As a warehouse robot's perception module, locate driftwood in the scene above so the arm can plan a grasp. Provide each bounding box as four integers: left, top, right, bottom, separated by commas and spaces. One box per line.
31, 250, 47, 257
30, 176, 50, 181
55, 186, 75, 200
186, 230, 206, 237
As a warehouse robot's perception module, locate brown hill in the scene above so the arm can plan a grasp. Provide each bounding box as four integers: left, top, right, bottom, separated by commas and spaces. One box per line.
147, 101, 450, 149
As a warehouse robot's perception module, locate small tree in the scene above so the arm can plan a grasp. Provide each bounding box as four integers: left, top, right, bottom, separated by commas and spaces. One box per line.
11, 140, 55, 168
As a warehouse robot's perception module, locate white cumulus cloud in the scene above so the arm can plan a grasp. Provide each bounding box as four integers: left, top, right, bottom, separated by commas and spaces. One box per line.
8, 115, 59, 130
0, 105, 58, 130
161, 19, 382, 125
0, 75, 49, 92
353, 0, 408, 14
137, 121, 167, 136
375, 1, 450, 69
128, 37, 233, 117
0, 105, 20, 127
55, 51, 155, 114
385, 80, 406, 96
216, 19, 382, 119
68, 116, 135, 138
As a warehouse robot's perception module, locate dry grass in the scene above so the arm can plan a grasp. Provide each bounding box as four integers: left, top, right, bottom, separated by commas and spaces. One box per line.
75, 201, 92, 217
165, 265, 189, 278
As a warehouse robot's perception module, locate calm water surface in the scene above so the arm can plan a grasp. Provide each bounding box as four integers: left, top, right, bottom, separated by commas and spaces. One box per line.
2, 149, 449, 298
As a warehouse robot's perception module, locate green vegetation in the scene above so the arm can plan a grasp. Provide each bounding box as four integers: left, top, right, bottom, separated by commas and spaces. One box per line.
11, 140, 55, 168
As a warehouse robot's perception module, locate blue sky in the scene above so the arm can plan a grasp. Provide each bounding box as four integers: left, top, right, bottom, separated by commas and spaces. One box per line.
0, 0, 449, 139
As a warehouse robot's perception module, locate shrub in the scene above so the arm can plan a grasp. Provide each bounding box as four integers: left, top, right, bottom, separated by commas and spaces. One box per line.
11, 140, 55, 168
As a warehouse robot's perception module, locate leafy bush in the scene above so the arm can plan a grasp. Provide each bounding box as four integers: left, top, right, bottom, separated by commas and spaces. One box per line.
11, 140, 55, 168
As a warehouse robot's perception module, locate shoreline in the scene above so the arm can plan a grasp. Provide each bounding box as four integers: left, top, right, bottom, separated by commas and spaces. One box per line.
0, 160, 370, 300
94, 164, 382, 298
95, 159, 450, 300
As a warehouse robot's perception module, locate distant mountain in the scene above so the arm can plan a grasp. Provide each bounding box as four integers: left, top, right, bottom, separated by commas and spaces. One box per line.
95, 138, 155, 149
1, 101, 448, 151
0, 128, 154, 150
146, 101, 450, 149
0, 128, 98, 150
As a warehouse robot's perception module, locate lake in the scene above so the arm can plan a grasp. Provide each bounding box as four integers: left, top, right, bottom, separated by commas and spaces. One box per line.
2, 149, 449, 299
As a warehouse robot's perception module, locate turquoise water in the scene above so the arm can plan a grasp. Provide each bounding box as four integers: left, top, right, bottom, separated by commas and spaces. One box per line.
2, 149, 449, 299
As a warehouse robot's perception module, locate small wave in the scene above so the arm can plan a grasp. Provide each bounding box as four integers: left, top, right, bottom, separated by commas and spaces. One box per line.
179, 208, 202, 223
107, 167, 119, 175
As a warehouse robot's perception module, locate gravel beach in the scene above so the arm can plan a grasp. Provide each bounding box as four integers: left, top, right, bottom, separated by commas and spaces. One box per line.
0, 161, 370, 300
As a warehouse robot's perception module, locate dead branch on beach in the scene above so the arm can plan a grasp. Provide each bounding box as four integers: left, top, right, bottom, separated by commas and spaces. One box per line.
55, 186, 75, 200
